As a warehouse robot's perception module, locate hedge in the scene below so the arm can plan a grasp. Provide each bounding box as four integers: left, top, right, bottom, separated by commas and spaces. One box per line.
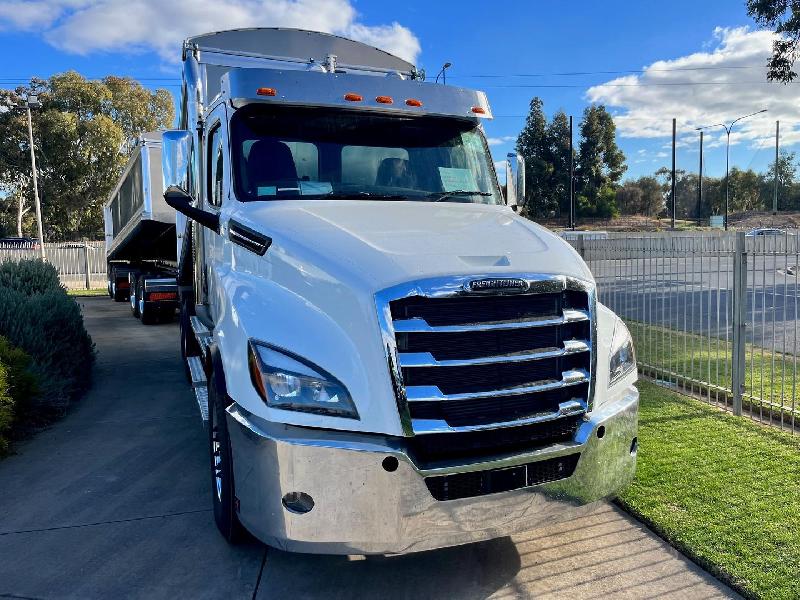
0, 338, 37, 453
0, 259, 94, 434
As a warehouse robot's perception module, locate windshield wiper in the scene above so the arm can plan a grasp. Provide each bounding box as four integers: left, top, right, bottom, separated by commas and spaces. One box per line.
427, 190, 493, 202
315, 191, 408, 200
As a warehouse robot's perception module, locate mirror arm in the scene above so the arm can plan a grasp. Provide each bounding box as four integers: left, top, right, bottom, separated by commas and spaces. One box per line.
164, 186, 220, 233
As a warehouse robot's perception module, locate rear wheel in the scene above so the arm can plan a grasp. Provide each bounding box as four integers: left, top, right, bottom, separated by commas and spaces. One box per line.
130, 274, 141, 318
111, 267, 127, 302
208, 363, 246, 543
140, 278, 157, 325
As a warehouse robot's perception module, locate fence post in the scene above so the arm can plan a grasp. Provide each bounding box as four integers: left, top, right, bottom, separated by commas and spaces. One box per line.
83, 243, 91, 290
576, 236, 586, 260
731, 231, 747, 416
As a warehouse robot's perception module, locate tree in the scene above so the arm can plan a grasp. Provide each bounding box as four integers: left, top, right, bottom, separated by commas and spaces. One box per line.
546, 110, 574, 216
747, 0, 800, 82
760, 149, 798, 209
0, 72, 174, 241
574, 105, 626, 216
515, 98, 551, 216
515, 100, 575, 219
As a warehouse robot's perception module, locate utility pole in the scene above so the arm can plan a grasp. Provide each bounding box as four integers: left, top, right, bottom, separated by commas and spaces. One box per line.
698, 130, 703, 223
774, 120, 779, 215
671, 118, 676, 229
569, 115, 575, 230
25, 96, 45, 259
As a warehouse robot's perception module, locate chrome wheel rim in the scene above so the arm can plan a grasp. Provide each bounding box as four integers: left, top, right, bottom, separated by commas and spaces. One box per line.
210, 403, 223, 503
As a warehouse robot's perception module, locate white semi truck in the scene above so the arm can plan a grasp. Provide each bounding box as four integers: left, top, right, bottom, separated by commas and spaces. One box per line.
144, 28, 638, 554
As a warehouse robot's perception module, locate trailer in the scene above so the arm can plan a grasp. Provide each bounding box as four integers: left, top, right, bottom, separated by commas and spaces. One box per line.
103, 132, 180, 324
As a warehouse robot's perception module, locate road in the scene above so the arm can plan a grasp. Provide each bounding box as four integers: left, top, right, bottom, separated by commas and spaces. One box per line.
589, 253, 800, 352
0, 297, 740, 599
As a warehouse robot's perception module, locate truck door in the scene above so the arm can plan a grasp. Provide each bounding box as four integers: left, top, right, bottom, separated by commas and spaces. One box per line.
202, 104, 228, 320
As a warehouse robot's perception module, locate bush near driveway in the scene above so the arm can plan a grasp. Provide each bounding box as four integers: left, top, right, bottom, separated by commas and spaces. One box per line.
0, 338, 37, 454
619, 381, 800, 600
0, 259, 93, 437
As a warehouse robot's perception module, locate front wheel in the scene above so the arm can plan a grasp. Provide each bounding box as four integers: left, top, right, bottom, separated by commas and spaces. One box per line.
208, 365, 247, 543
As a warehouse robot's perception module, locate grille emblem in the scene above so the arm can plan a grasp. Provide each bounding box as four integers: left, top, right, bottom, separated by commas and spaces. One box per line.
465, 278, 529, 294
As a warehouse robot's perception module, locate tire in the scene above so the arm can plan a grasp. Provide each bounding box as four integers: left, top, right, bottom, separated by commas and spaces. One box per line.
111, 267, 127, 302
140, 278, 157, 325
180, 301, 201, 358
130, 274, 141, 318
208, 360, 247, 543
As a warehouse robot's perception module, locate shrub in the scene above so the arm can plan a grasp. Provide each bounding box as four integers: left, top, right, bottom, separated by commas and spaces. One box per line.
0, 259, 63, 296
0, 337, 39, 429
0, 260, 93, 424
0, 361, 11, 455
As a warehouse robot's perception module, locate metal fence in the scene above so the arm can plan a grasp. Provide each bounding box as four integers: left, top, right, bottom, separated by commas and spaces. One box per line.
0, 241, 106, 289
572, 232, 800, 433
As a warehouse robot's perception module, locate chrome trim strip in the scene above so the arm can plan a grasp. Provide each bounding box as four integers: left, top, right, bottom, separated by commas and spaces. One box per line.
405, 369, 589, 402
392, 309, 589, 333
410, 398, 587, 434
398, 339, 589, 368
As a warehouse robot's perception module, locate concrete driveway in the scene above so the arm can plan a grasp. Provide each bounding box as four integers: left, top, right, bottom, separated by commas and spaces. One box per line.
0, 297, 740, 599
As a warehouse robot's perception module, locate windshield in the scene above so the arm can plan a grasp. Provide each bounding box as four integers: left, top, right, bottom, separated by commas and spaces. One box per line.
230, 105, 503, 204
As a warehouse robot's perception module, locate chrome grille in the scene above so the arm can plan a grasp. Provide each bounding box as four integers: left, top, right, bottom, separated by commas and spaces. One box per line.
376, 275, 595, 444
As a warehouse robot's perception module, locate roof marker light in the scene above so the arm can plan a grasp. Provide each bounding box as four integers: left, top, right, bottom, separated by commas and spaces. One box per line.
405, 98, 422, 107
471, 106, 487, 115
257, 87, 277, 96
375, 96, 393, 104
344, 93, 363, 102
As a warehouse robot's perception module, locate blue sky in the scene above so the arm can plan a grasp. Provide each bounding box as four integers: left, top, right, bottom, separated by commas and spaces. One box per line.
0, 0, 791, 180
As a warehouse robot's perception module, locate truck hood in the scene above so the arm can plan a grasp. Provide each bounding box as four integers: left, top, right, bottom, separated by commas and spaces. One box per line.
234, 200, 593, 290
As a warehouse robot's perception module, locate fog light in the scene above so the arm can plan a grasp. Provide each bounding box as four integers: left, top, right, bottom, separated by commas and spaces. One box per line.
382, 456, 399, 472
282, 492, 314, 514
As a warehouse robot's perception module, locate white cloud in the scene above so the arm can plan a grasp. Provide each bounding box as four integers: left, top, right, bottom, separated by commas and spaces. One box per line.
494, 160, 508, 183
487, 135, 516, 146
587, 27, 796, 146
0, 0, 420, 63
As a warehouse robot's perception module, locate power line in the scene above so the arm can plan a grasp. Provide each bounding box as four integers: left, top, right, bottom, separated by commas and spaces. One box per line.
453, 64, 769, 78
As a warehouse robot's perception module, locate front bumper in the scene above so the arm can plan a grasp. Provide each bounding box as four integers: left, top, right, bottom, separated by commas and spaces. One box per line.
227, 385, 639, 555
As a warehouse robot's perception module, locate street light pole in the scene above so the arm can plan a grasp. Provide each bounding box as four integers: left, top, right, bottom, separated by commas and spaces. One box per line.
725, 126, 731, 230
695, 108, 767, 231
25, 100, 45, 259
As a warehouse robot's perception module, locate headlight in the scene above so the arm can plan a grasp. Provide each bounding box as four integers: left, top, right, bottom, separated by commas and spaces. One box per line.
248, 341, 359, 419
609, 318, 636, 386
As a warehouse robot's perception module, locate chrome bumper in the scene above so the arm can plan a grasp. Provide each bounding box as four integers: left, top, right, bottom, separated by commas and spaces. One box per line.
226, 385, 639, 555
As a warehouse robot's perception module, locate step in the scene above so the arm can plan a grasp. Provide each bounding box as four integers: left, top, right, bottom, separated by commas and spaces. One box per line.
194, 386, 209, 423
187, 355, 206, 388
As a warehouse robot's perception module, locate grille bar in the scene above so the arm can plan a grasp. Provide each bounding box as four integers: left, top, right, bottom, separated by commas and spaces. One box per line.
398, 339, 589, 368
424, 453, 581, 501
392, 308, 589, 333
405, 368, 589, 402
411, 399, 586, 434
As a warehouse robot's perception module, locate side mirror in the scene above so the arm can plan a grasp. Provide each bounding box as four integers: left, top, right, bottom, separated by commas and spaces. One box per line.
164, 186, 220, 232
162, 129, 193, 191
162, 130, 219, 232
505, 153, 525, 212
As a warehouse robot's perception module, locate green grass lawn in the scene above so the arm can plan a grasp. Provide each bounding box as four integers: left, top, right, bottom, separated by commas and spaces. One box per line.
66, 287, 108, 297
629, 321, 800, 426
619, 381, 800, 599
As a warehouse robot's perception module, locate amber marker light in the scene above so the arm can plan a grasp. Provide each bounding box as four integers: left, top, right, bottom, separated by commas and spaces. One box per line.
344, 93, 363, 102
256, 87, 277, 96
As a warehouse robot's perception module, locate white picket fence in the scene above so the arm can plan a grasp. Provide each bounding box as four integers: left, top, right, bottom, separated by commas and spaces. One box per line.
0, 241, 106, 289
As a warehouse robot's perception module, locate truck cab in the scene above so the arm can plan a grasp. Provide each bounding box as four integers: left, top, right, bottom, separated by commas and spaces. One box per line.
163, 28, 639, 554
